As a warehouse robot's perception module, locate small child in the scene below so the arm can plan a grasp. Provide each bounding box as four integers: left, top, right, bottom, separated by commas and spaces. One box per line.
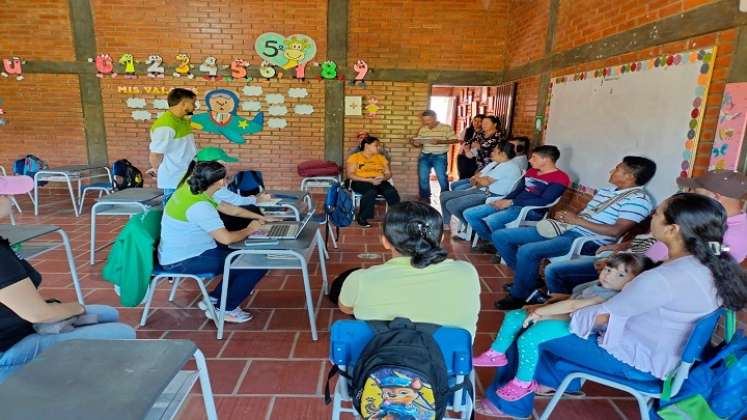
473, 253, 654, 401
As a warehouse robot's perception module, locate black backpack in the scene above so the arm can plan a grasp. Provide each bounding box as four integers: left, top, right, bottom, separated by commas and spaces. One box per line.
326, 318, 469, 420
228, 170, 264, 196
112, 159, 143, 191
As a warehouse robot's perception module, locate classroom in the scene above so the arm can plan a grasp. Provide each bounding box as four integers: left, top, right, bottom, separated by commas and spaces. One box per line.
1, 1, 747, 419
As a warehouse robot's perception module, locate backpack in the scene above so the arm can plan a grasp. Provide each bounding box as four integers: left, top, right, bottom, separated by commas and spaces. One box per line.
325, 182, 354, 228
658, 331, 747, 420
296, 160, 340, 177
13, 154, 48, 185
111, 159, 143, 191
228, 170, 264, 196
325, 318, 468, 420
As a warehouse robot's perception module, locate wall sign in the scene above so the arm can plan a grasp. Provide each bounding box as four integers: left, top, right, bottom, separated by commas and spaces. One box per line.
255, 33, 317, 70
709, 82, 747, 171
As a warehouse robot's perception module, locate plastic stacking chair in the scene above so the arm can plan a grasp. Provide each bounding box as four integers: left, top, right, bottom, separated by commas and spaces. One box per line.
328, 319, 474, 420
539, 308, 725, 420
140, 267, 218, 327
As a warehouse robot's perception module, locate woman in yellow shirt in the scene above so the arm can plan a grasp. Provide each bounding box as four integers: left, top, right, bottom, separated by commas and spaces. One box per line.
346, 136, 400, 227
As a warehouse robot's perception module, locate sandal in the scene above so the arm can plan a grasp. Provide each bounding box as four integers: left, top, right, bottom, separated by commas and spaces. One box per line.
535, 384, 585, 398
474, 398, 530, 419
495, 378, 538, 401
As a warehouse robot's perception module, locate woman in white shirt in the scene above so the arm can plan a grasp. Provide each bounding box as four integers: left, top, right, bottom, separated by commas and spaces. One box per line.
440, 142, 523, 228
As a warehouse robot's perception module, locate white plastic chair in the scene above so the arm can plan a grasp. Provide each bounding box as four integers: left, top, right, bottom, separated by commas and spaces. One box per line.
471, 195, 563, 248
453, 171, 526, 241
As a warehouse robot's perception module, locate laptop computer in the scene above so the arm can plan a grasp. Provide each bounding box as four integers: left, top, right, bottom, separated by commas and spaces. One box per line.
247, 211, 314, 240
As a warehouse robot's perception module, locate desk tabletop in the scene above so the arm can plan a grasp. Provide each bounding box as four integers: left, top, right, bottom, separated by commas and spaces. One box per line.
39, 164, 108, 174
233, 220, 319, 251
96, 187, 163, 203
0, 339, 196, 420
0, 224, 60, 245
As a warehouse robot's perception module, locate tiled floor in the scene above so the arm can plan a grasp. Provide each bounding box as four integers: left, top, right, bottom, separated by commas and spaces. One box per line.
9, 192, 636, 419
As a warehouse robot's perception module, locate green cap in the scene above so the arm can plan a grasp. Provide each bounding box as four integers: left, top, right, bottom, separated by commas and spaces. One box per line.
195, 147, 239, 163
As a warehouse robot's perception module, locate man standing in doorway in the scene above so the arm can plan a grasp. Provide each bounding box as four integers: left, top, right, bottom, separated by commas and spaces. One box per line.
147, 88, 198, 203
411, 110, 458, 202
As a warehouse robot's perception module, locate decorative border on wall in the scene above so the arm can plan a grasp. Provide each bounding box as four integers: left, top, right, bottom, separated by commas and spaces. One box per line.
544, 46, 717, 195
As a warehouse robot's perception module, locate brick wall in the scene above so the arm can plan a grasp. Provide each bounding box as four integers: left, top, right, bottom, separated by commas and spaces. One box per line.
507, 0, 549, 69
348, 0, 508, 71
511, 75, 540, 138
0, 1, 75, 61
344, 81, 430, 197
100, 77, 325, 190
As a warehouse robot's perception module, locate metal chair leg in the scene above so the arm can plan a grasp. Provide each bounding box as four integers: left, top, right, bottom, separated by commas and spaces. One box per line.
140, 276, 162, 326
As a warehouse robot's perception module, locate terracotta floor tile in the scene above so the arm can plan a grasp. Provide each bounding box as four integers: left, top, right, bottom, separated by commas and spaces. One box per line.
139, 308, 209, 331
267, 308, 332, 332
238, 360, 323, 395
163, 331, 229, 358
177, 395, 271, 420
292, 332, 330, 359
220, 331, 296, 358
250, 290, 317, 309
269, 396, 333, 419
185, 359, 248, 395
216, 308, 273, 332
534, 398, 625, 420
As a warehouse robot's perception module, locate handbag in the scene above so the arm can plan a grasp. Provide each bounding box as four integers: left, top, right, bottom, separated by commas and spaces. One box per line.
536, 187, 644, 239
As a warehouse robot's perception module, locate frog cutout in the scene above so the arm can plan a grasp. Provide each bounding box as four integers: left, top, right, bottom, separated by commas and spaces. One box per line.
173, 53, 194, 78
88, 54, 117, 78
259, 61, 276, 80
1, 57, 25, 81
118, 54, 137, 79
145, 55, 165, 78
190, 88, 265, 144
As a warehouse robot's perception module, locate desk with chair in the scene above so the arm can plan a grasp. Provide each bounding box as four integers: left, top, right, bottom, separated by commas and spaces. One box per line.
33, 164, 112, 217
0, 339, 217, 420
0, 223, 84, 304
89, 187, 163, 265
257, 189, 311, 221
224, 219, 329, 341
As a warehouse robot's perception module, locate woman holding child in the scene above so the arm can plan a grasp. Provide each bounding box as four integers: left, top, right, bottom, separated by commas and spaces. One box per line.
476, 192, 747, 417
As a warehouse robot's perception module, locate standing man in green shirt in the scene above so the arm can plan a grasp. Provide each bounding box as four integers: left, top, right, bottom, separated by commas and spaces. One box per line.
148, 88, 198, 203
411, 110, 458, 202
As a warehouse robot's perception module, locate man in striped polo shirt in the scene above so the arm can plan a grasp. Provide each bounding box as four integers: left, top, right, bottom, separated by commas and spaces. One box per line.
493, 156, 657, 310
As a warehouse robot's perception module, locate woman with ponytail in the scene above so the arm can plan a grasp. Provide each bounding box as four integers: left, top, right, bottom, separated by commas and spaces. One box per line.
159, 161, 269, 324
478, 192, 747, 417
337, 201, 481, 338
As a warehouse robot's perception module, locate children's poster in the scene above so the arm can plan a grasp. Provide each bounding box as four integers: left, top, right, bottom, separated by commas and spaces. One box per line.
709, 82, 747, 171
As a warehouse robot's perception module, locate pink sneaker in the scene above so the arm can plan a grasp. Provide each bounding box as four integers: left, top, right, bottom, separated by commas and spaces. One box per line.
473, 349, 508, 367
496, 378, 538, 401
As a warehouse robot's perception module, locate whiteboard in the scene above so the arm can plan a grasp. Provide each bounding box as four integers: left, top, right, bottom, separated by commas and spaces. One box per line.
544, 48, 716, 204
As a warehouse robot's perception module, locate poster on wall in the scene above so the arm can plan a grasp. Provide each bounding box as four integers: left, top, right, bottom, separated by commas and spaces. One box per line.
708, 82, 747, 171
255, 33, 317, 70
190, 89, 264, 144
345, 96, 362, 116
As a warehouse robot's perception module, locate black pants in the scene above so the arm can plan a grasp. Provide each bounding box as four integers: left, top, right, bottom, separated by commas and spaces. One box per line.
351, 180, 400, 222
457, 154, 477, 179
219, 204, 263, 231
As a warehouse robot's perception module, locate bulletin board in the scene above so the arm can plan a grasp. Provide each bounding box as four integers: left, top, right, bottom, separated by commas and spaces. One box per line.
544, 47, 717, 204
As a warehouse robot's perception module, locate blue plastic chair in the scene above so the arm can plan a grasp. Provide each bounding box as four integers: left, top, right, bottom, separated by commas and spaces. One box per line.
328, 319, 474, 420
139, 265, 217, 327
539, 308, 725, 420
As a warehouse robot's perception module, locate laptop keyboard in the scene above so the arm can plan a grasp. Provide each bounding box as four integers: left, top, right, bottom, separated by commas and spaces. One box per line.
268, 224, 291, 238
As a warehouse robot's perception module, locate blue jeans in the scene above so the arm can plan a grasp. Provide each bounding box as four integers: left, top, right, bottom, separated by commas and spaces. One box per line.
418, 153, 449, 199
544, 257, 599, 294
450, 179, 472, 191
463, 205, 543, 241
0, 305, 135, 383
162, 188, 176, 204
160, 247, 267, 311
486, 334, 657, 418
492, 228, 599, 299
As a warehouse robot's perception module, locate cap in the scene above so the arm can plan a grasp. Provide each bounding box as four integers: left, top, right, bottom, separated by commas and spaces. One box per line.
195, 147, 239, 163
0, 175, 34, 195
676, 170, 747, 200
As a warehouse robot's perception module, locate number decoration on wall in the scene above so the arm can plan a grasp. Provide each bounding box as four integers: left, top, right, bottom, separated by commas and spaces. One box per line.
173, 53, 194, 78
319, 61, 338, 80
229, 59, 252, 81
190, 88, 264, 144
255, 32, 317, 80
1, 57, 25, 81
259, 61, 277, 80
295, 62, 307, 81
118, 54, 137, 79
351, 59, 369, 87
145, 55, 165, 78
198, 56, 221, 80
88, 54, 117, 78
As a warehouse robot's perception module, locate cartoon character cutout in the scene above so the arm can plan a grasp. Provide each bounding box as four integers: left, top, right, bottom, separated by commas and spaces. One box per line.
230, 59, 252, 81
363, 370, 435, 420
174, 53, 194, 78
88, 54, 116, 78
1, 57, 24, 80
281, 36, 311, 70
190, 89, 264, 144
365, 97, 380, 119
145, 55, 165, 78
118, 54, 137, 78
351, 59, 369, 87
199, 56, 221, 80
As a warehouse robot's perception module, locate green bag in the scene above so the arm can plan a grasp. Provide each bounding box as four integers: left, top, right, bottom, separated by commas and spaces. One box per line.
657, 395, 723, 420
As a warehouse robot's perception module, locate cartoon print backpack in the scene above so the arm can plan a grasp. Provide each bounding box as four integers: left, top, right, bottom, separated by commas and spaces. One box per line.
326, 318, 469, 420
111, 159, 143, 191
13, 154, 48, 185
325, 182, 354, 228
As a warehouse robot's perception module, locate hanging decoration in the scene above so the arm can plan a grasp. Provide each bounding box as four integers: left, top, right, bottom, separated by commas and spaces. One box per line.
242, 85, 263, 96
240, 101, 262, 112
709, 82, 747, 170
126, 97, 147, 108
199, 56, 221, 80
118, 54, 137, 79
152, 99, 169, 109
230, 59, 252, 81
259, 61, 277, 79
173, 53, 194, 78
268, 118, 288, 129
145, 55, 165, 78
190, 88, 265, 144
1, 57, 25, 80
351, 59, 369, 87
131, 110, 152, 121
293, 104, 314, 115
88, 54, 116, 78
319, 61, 338, 80
268, 105, 288, 116
264, 93, 284, 105
255, 32, 317, 70
365, 96, 380, 119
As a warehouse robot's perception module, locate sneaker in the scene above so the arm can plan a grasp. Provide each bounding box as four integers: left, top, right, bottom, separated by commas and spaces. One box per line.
496, 378, 538, 401
204, 306, 254, 323
494, 296, 526, 311
357, 219, 372, 228
197, 296, 218, 311
473, 349, 508, 367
